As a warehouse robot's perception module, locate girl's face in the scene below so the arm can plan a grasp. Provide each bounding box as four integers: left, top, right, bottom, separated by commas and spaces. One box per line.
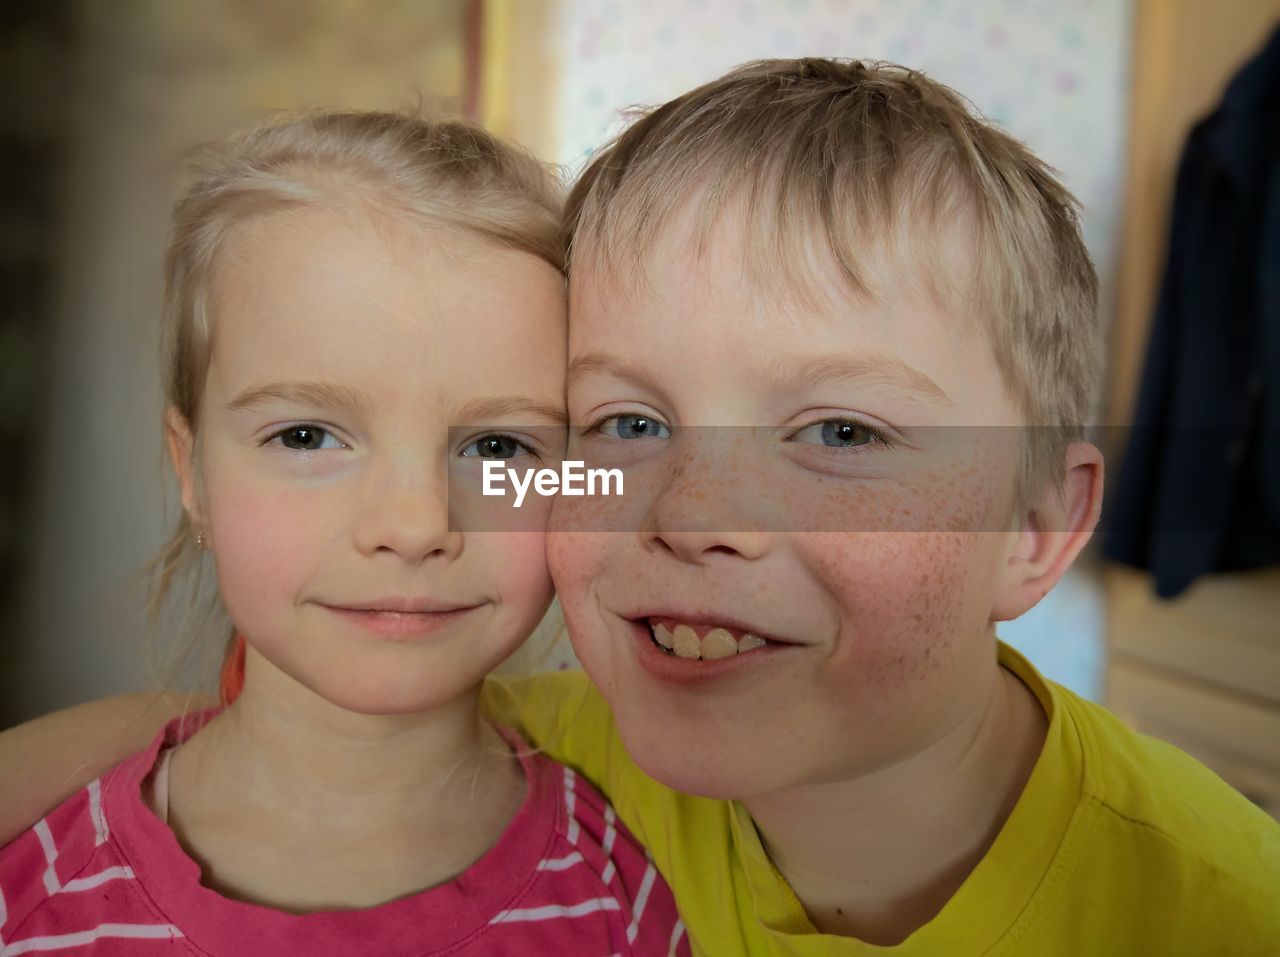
169, 207, 566, 715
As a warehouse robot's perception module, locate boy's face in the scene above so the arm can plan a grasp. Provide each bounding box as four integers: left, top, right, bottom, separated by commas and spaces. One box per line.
550, 202, 1037, 799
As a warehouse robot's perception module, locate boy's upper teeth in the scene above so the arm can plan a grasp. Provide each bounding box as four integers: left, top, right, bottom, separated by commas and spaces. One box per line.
651, 620, 769, 659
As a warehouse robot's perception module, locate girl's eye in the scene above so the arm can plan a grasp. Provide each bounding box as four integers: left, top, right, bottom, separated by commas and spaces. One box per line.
460, 434, 535, 459
790, 419, 887, 449
272, 425, 344, 451
592, 414, 672, 440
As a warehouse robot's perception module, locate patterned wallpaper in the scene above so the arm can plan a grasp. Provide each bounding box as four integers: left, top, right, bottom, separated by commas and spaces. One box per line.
553, 0, 1131, 298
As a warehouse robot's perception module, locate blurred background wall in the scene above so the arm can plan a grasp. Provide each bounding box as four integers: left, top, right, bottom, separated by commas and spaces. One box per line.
1, 0, 475, 725
2, 1, 1277, 811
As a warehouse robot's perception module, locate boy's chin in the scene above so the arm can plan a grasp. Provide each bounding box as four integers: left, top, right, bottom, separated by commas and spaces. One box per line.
612, 710, 797, 800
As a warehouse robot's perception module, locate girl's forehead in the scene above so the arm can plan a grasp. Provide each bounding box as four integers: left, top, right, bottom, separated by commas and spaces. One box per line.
206, 212, 567, 411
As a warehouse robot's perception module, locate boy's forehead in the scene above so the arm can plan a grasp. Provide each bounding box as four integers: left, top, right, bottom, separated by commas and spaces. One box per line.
569, 189, 971, 351
573, 196, 868, 323
565, 189, 1018, 426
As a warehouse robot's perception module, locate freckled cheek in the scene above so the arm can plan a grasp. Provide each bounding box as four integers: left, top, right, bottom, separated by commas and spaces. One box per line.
546, 530, 619, 660
774, 448, 1013, 533
795, 531, 992, 697
547, 531, 610, 606
549, 460, 668, 532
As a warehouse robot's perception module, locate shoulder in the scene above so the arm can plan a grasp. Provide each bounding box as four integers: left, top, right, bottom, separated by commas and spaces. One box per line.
523, 752, 689, 956
0, 763, 140, 942
485, 668, 730, 867
1060, 684, 1280, 905
482, 670, 601, 732
483, 670, 627, 787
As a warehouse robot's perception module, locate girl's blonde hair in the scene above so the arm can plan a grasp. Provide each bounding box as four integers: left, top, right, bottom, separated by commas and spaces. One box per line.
148, 110, 564, 678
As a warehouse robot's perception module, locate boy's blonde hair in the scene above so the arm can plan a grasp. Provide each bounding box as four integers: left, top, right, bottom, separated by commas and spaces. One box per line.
150, 110, 563, 672
564, 58, 1099, 509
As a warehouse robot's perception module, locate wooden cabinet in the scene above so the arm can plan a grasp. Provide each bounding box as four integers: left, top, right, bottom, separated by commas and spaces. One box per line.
1107, 568, 1280, 816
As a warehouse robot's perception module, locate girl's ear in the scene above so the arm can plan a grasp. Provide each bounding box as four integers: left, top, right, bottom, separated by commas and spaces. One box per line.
164, 408, 201, 530
990, 441, 1104, 622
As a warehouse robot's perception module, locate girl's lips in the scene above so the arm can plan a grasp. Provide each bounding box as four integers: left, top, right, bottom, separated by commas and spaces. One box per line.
320, 604, 480, 638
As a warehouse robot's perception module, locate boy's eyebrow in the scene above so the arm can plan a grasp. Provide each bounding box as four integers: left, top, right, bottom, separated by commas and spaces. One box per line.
768, 354, 951, 405
453, 395, 569, 426
567, 351, 651, 390
227, 381, 373, 413
568, 351, 950, 406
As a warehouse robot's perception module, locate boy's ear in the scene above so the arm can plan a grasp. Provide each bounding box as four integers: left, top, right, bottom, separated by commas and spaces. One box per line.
990, 442, 1103, 622
164, 407, 202, 532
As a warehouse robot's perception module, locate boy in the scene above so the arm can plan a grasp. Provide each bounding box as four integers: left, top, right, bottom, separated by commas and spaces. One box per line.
4, 60, 1278, 954
519, 58, 1278, 952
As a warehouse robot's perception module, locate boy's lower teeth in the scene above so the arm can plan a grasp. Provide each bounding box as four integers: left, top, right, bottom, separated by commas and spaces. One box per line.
650, 622, 769, 660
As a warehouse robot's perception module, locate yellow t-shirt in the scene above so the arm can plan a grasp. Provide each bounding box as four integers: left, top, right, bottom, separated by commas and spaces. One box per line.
483, 644, 1280, 955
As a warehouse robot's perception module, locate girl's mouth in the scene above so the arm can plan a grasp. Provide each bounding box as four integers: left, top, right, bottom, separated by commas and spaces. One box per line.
320, 603, 482, 638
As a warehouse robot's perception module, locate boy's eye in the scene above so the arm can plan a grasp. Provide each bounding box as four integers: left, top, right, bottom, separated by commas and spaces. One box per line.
460, 434, 535, 459
273, 425, 344, 451
593, 414, 672, 440
790, 419, 885, 449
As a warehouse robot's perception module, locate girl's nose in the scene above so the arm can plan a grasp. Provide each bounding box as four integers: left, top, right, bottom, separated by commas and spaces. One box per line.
353, 462, 463, 565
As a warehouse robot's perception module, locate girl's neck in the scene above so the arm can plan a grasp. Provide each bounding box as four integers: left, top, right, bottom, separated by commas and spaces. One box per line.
744, 651, 1047, 946
197, 658, 500, 803
165, 649, 526, 911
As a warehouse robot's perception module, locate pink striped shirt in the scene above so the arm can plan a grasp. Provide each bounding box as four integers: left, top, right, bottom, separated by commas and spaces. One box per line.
0, 714, 688, 956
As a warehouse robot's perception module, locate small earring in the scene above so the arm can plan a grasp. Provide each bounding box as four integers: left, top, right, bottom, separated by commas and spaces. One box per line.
195, 531, 205, 548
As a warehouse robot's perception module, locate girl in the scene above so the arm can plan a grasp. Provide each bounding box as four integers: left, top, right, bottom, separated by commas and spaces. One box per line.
0, 111, 686, 956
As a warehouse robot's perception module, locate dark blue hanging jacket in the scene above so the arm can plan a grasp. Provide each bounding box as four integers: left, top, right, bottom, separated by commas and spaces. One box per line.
1103, 25, 1280, 598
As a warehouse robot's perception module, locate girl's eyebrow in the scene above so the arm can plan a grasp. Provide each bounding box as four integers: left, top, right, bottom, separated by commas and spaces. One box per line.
227, 381, 372, 413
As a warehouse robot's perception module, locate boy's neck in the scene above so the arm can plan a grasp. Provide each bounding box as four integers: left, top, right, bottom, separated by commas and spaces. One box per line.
162, 657, 525, 911
744, 648, 1047, 946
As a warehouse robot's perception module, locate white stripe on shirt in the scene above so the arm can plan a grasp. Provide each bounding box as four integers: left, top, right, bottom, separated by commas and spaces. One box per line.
86, 780, 108, 847
600, 805, 618, 886
490, 897, 622, 924
626, 862, 658, 943
60, 867, 136, 893
3, 922, 183, 954
536, 852, 584, 873
32, 821, 59, 896
563, 767, 580, 845
668, 918, 687, 956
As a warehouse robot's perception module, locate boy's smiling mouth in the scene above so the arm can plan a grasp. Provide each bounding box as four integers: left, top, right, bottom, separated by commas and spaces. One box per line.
647, 617, 771, 659
629, 613, 795, 664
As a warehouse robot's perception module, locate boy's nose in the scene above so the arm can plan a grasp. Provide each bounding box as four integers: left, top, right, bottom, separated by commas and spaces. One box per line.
639, 430, 773, 563
354, 462, 462, 565
642, 526, 771, 564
